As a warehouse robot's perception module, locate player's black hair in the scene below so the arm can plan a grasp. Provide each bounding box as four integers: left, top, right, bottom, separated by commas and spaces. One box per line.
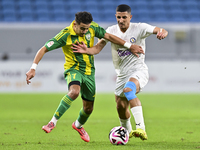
116, 4, 131, 14
75, 11, 93, 25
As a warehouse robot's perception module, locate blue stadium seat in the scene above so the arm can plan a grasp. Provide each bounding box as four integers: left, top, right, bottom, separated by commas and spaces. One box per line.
65, 14, 76, 22
3, 9, 17, 22
54, 14, 67, 22
35, 7, 52, 22
17, 0, 32, 10
148, 0, 166, 10
1, 1, 16, 10
135, 8, 152, 21
83, 0, 99, 11
52, 9, 66, 22
34, 1, 49, 10
166, 1, 182, 9
152, 9, 169, 22
168, 8, 186, 22
92, 14, 102, 23
186, 8, 200, 22
51, 0, 65, 9
102, 11, 117, 22
67, 1, 84, 10
69, 7, 85, 16
18, 0, 32, 6
20, 15, 34, 22
18, 8, 33, 20
132, 1, 150, 10
35, 7, 49, 15
100, 1, 118, 10
37, 13, 52, 22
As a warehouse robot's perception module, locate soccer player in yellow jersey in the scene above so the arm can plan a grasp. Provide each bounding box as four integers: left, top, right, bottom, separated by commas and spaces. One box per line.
26, 11, 144, 142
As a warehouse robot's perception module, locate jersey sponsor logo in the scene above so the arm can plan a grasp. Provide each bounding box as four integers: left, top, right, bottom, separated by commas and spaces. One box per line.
47, 41, 54, 47
117, 49, 132, 57
85, 33, 91, 40
130, 37, 136, 43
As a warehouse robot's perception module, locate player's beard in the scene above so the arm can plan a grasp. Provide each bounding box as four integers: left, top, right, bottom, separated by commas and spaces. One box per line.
78, 33, 84, 37
118, 22, 126, 28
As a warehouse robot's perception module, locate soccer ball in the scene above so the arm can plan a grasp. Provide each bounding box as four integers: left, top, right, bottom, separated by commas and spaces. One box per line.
109, 126, 129, 145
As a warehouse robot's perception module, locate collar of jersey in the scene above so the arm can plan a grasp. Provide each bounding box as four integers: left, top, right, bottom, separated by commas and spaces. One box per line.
69, 21, 77, 36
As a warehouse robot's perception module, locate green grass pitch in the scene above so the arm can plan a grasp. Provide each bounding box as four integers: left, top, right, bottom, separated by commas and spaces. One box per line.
0, 93, 200, 150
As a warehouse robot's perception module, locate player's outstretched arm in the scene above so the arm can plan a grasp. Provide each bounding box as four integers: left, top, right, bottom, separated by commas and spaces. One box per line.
72, 40, 106, 55
26, 46, 48, 85
153, 27, 168, 40
103, 32, 144, 58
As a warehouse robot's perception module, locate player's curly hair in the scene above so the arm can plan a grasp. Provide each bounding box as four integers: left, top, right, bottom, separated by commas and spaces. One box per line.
75, 11, 93, 25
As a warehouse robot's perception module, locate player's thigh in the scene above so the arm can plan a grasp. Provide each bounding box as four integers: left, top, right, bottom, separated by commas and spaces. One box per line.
64, 69, 83, 86
129, 70, 149, 92
81, 74, 96, 101
115, 70, 149, 97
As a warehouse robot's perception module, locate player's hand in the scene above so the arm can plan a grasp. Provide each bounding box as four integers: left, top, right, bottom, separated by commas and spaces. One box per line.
129, 45, 144, 58
157, 28, 168, 40
26, 69, 35, 85
72, 41, 88, 54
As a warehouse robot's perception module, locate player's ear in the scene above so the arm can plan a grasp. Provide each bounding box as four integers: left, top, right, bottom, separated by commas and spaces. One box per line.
130, 15, 132, 20
73, 21, 76, 26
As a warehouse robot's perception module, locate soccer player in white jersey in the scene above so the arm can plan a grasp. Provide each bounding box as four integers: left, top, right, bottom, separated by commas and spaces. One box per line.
72, 4, 168, 140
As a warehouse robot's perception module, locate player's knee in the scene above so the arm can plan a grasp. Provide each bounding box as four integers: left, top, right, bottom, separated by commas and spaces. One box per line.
123, 81, 137, 101
123, 87, 132, 93
68, 89, 80, 100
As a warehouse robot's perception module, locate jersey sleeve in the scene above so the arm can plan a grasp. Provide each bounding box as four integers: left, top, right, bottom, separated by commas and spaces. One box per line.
139, 23, 156, 38
44, 29, 68, 51
90, 22, 106, 39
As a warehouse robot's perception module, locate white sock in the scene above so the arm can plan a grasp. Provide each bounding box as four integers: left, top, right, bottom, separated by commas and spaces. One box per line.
131, 106, 145, 131
75, 120, 82, 128
119, 117, 132, 133
50, 116, 58, 126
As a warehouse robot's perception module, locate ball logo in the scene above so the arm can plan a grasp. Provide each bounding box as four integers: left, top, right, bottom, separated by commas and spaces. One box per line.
130, 37, 136, 43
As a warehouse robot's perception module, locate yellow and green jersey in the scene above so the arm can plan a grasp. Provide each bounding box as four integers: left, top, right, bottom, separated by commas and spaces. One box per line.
44, 21, 106, 75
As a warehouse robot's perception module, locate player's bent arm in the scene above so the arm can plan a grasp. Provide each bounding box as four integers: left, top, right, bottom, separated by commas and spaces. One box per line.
103, 32, 125, 46
103, 32, 144, 57
153, 27, 168, 40
26, 46, 48, 85
93, 39, 107, 54
72, 40, 106, 55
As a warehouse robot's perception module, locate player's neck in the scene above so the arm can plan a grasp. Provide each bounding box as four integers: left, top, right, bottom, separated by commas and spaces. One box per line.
120, 24, 130, 33
120, 28, 128, 33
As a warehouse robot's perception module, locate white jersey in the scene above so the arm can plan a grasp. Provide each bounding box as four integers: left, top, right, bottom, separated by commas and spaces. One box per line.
104, 23, 155, 76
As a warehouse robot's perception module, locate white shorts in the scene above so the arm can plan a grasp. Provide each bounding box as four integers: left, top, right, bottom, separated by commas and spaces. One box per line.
114, 69, 149, 97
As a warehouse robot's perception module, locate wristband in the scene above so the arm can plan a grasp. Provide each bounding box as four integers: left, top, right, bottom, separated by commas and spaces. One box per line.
124, 42, 132, 49
31, 63, 37, 70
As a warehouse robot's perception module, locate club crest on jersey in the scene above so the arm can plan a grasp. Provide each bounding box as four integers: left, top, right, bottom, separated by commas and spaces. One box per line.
85, 33, 91, 40
130, 37, 136, 43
